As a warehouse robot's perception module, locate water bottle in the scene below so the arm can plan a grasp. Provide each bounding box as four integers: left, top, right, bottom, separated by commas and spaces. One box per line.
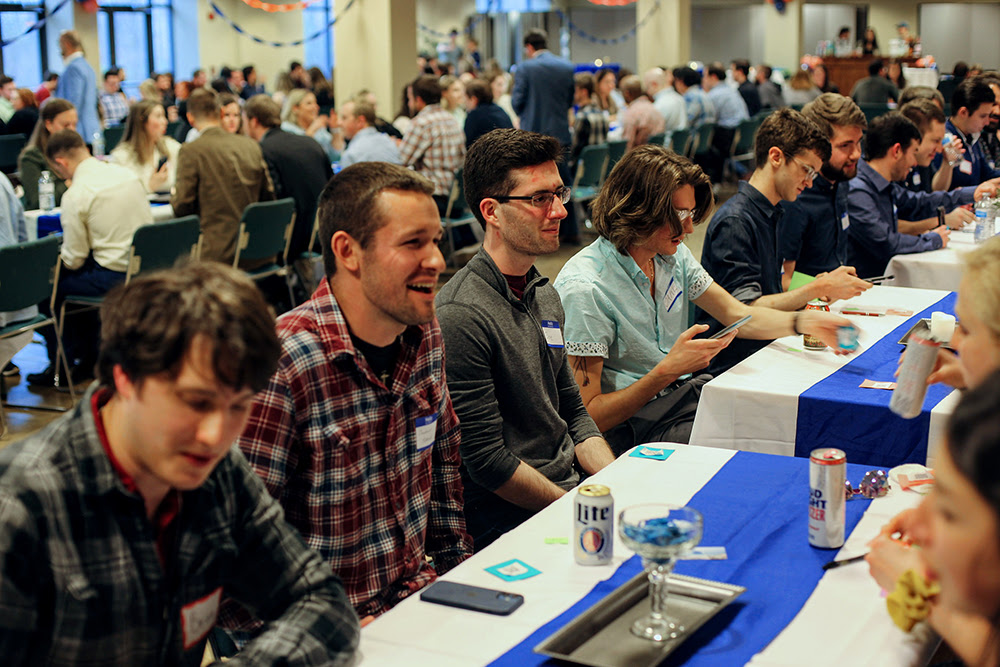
91, 131, 105, 159
38, 170, 55, 211
943, 133, 961, 167
975, 195, 993, 244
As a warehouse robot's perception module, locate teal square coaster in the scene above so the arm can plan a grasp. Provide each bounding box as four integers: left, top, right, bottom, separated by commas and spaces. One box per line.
485, 558, 542, 582
629, 446, 675, 461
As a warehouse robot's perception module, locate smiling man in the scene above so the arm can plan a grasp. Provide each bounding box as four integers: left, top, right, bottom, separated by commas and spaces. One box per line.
700, 108, 868, 373
933, 77, 1000, 189
226, 162, 472, 627
436, 129, 615, 550
0, 263, 360, 666
555, 147, 854, 453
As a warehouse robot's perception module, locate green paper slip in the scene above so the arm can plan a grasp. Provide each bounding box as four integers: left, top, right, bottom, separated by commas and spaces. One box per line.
788, 271, 816, 292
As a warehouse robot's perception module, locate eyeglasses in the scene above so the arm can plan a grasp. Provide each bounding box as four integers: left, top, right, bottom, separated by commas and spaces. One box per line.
676, 209, 694, 222
491, 185, 572, 209
782, 151, 819, 182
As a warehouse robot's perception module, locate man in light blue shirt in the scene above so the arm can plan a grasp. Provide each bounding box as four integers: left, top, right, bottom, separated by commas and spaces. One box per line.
554, 146, 852, 454
338, 99, 401, 168
55, 31, 100, 143
702, 64, 749, 181
673, 67, 716, 129
643, 68, 687, 144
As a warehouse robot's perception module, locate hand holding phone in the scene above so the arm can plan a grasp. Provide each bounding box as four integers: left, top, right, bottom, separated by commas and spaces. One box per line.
709, 314, 751, 339
156, 156, 169, 171
419, 581, 524, 616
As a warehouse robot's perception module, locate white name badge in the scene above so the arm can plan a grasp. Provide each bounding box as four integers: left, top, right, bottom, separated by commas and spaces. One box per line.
663, 277, 683, 312
841, 212, 850, 230
960, 159, 974, 175
912, 172, 921, 186
181, 587, 221, 650
541, 320, 564, 348
415, 413, 438, 451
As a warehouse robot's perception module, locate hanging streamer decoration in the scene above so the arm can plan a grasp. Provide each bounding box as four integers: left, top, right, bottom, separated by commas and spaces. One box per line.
2, 0, 74, 48
239, 0, 322, 12
209, 0, 356, 47
417, 0, 495, 39
555, 0, 660, 46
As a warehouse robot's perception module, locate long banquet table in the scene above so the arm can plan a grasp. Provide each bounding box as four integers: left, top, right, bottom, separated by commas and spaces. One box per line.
886, 228, 975, 292
689, 286, 958, 469
358, 444, 936, 666
24, 201, 176, 241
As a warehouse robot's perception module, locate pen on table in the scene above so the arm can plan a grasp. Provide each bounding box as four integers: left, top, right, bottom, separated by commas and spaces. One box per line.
863, 275, 894, 284
822, 553, 868, 570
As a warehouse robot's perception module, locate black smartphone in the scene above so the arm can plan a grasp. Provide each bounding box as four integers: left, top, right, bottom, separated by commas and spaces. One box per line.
419, 581, 524, 616
709, 314, 751, 339
157, 156, 169, 171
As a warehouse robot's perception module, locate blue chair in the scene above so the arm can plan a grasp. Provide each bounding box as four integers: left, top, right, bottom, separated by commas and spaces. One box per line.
573, 144, 609, 202
442, 168, 483, 267
233, 198, 297, 306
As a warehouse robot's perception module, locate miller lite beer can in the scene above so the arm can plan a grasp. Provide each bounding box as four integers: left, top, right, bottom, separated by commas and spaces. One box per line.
809, 448, 846, 548
574, 484, 614, 565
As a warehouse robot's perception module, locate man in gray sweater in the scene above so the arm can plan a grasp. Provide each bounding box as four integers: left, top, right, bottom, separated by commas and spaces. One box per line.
436, 129, 615, 551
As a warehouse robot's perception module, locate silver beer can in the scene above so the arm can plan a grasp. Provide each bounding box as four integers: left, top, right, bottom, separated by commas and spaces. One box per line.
890, 328, 942, 419
574, 484, 614, 565
809, 448, 846, 548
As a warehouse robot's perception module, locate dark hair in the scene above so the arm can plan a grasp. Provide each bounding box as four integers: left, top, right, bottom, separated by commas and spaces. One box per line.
954, 61, 970, 79
98, 262, 280, 393
411, 75, 441, 106
220, 66, 233, 80
45, 128, 86, 160
864, 112, 921, 160
186, 88, 220, 120
591, 145, 713, 253
464, 128, 562, 230
707, 64, 727, 81
674, 67, 702, 88
242, 65, 255, 81
464, 78, 492, 106
317, 162, 434, 277
731, 59, 750, 77
45, 71, 59, 83
838, 26, 850, 37
868, 59, 885, 77
23, 97, 74, 161
103, 68, 122, 81
753, 107, 830, 168
899, 85, 945, 108
120, 99, 167, 164
952, 77, 996, 116
758, 64, 773, 79
0, 76, 12, 87
243, 94, 281, 128
801, 93, 868, 139
523, 28, 547, 51
290, 61, 303, 71
900, 98, 946, 135
574, 72, 595, 97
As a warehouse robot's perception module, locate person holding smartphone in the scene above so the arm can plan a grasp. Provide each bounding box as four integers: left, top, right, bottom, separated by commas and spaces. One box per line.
554, 147, 855, 455
110, 99, 181, 194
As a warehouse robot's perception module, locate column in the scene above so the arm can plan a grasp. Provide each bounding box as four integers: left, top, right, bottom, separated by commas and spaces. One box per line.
334, 0, 415, 119
636, 0, 690, 73
762, 0, 803, 73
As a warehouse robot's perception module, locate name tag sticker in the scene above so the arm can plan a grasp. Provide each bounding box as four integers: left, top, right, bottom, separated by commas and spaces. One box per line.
841, 212, 850, 230
911, 172, 921, 186
181, 587, 221, 650
541, 320, 564, 348
664, 278, 683, 312
415, 413, 438, 451
960, 160, 974, 175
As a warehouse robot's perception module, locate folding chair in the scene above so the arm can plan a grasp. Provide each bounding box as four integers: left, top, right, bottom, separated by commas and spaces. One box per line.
233, 198, 297, 306
0, 235, 75, 437
441, 168, 484, 267
670, 128, 692, 157
103, 126, 125, 153
858, 103, 891, 126
691, 122, 716, 159
605, 140, 628, 175
646, 133, 667, 148
572, 144, 609, 201
0, 134, 26, 175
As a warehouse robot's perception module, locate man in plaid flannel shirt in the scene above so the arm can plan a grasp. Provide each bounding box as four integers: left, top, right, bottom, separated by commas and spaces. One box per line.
226, 162, 473, 627
0, 263, 359, 666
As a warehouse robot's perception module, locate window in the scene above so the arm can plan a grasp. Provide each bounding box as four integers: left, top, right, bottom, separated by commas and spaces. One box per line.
97, 0, 173, 92
0, 1, 47, 87
303, 0, 333, 76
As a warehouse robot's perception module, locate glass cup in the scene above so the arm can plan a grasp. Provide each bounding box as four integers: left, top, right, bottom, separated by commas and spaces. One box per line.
618, 504, 704, 641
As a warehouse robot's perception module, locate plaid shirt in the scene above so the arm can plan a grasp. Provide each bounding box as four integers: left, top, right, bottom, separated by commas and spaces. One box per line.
99, 91, 129, 127
0, 385, 359, 666
398, 104, 465, 196
232, 278, 472, 619
570, 102, 609, 167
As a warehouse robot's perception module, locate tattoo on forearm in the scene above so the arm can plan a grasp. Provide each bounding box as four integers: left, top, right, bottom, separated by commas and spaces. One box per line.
573, 356, 590, 386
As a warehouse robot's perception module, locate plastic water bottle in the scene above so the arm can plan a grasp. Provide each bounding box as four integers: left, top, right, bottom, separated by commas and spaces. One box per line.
943, 133, 961, 167
38, 170, 55, 211
91, 131, 104, 159
974, 195, 994, 244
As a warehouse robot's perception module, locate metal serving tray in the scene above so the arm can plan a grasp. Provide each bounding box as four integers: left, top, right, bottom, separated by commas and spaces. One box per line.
533, 572, 746, 667
898, 318, 954, 350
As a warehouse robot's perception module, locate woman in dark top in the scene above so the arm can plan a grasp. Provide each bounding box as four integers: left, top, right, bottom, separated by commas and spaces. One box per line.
5, 88, 39, 137
812, 64, 840, 94
861, 27, 879, 55
17, 98, 75, 210
887, 59, 907, 91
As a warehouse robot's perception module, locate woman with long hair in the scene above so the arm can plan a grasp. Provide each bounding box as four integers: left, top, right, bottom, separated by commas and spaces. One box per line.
887, 59, 907, 91
5, 88, 39, 136
281, 88, 339, 162
109, 99, 180, 193
18, 98, 76, 209
593, 67, 619, 118
861, 27, 879, 55
218, 93, 243, 135
783, 69, 822, 105
812, 64, 839, 94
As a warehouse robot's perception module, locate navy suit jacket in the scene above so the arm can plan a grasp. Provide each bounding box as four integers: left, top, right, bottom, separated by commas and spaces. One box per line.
511, 51, 574, 145
57, 55, 100, 141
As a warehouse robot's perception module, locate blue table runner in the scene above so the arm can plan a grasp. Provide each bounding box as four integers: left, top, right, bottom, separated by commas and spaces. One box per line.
490, 451, 874, 666
795, 293, 957, 468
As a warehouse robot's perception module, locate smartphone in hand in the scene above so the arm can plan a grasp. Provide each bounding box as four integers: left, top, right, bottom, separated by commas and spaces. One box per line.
709, 315, 751, 340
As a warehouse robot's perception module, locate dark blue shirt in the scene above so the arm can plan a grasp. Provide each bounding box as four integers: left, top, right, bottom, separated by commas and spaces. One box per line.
464, 102, 514, 149
902, 164, 933, 193
699, 181, 783, 373
778, 175, 850, 277
847, 159, 974, 278
931, 118, 1000, 188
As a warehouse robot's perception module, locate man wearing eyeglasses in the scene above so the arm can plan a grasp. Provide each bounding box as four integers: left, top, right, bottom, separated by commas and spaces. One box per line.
436, 129, 614, 551
700, 108, 870, 373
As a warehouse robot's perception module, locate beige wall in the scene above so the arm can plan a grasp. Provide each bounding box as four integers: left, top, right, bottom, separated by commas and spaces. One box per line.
637, 0, 691, 73
415, 0, 476, 56
866, 0, 918, 54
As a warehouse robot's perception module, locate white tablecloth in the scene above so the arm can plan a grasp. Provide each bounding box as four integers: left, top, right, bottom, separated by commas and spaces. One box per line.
359, 444, 933, 666
887, 228, 975, 291
24, 202, 175, 241
689, 286, 957, 468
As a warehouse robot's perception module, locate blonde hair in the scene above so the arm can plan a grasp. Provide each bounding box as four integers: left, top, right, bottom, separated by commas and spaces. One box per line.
281, 88, 312, 124
964, 236, 1000, 340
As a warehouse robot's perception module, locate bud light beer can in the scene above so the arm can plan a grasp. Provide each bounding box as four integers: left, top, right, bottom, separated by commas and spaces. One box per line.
890, 328, 942, 419
803, 300, 829, 350
809, 448, 846, 548
574, 484, 613, 565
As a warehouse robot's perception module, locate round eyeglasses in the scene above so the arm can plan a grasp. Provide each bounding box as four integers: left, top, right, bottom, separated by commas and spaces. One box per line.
491, 185, 572, 209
